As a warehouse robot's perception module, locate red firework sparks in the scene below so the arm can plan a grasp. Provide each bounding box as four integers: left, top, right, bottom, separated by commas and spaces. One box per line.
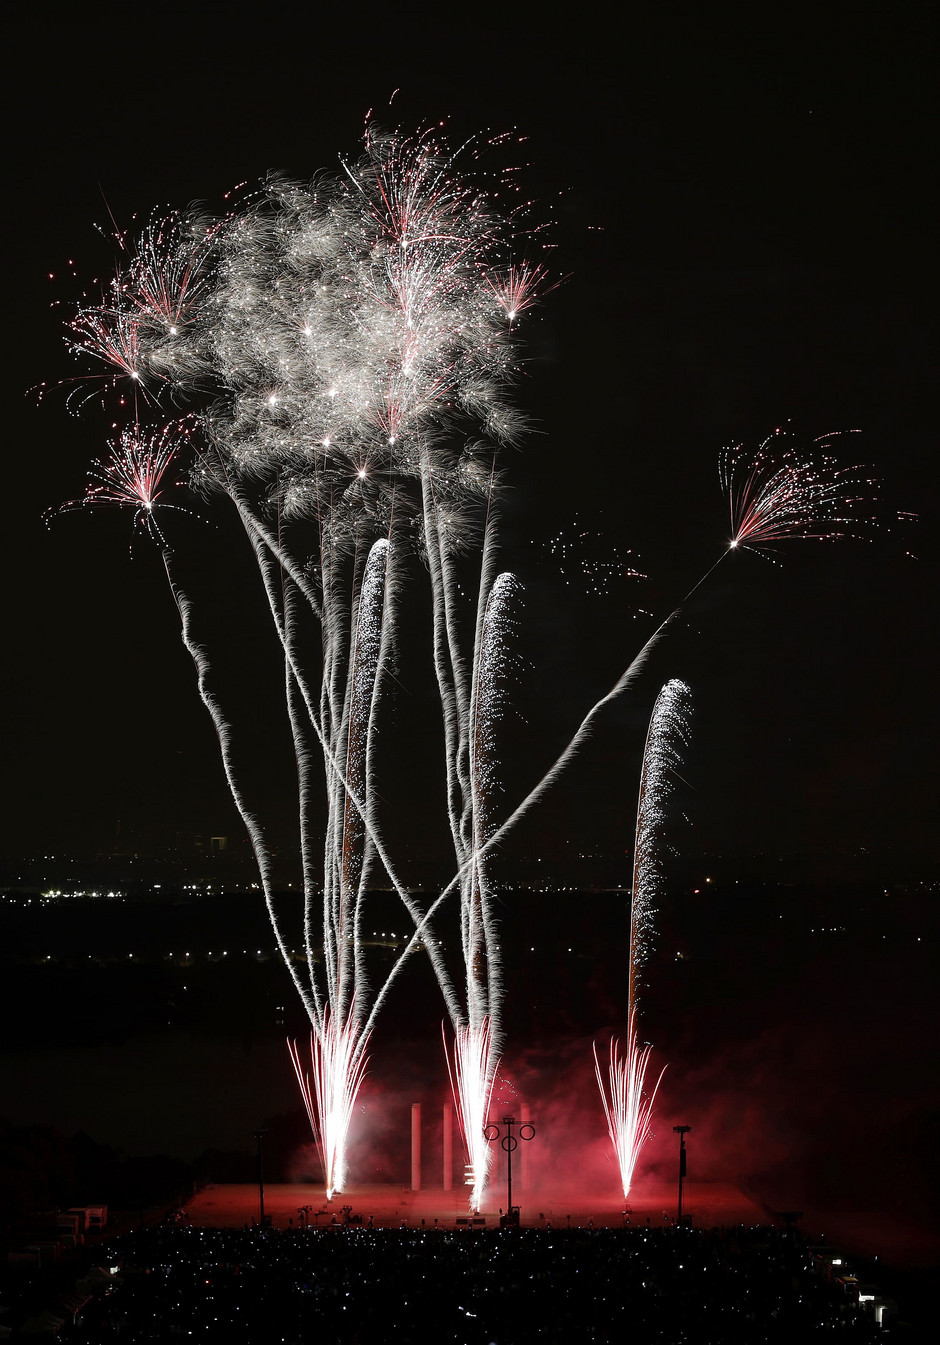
69, 306, 148, 384
59, 423, 189, 542
722, 430, 879, 551
484, 262, 559, 322
128, 213, 218, 331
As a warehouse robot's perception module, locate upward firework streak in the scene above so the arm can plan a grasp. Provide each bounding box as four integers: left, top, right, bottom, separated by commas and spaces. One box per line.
626, 682, 691, 1018
450, 569, 521, 1208
58, 121, 552, 1198
595, 680, 690, 1199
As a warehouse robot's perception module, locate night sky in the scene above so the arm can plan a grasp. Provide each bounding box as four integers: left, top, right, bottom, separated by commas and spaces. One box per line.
2, 6, 938, 1257
6, 2, 936, 877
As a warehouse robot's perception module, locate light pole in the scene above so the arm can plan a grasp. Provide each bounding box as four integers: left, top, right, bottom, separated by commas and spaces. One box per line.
673, 1125, 691, 1225
484, 1116, 535, 1226
252, 1128, 268, 1226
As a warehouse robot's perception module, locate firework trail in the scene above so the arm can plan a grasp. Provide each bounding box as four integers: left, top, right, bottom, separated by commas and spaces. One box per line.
626, 680, 690, 1015
466, 571, 520, 1028
323, 538, 389, 1022
595, 678, 689, 1199
415, 443, 522, 1206
58, 121, 550, 1194
445, 568, 520, 1209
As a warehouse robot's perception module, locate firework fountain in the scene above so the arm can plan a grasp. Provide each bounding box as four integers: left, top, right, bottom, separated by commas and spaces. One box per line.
594, 678, 689, 1199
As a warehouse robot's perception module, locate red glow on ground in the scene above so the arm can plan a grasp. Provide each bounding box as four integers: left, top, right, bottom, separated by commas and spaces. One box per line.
184, 1179, 765, 1230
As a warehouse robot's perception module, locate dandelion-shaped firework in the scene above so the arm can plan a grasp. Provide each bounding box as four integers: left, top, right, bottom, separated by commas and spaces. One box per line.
127, 212, 219, 334
595, 678, 690, 1199
722, 429, 879, 551
484, 263, 559, 323
68, 309, 148, 388
58, 423, 189, 545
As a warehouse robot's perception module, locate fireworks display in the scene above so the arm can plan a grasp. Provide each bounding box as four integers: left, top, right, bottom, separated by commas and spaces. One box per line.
56, 112, 893, 1215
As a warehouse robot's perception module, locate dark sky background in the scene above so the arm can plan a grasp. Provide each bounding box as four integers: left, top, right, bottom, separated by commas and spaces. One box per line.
2, 4, 938, 1245
5, 1, 936, 879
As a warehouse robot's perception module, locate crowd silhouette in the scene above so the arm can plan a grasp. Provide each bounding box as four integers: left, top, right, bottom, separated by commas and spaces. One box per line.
56, 1221, 892, 1342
